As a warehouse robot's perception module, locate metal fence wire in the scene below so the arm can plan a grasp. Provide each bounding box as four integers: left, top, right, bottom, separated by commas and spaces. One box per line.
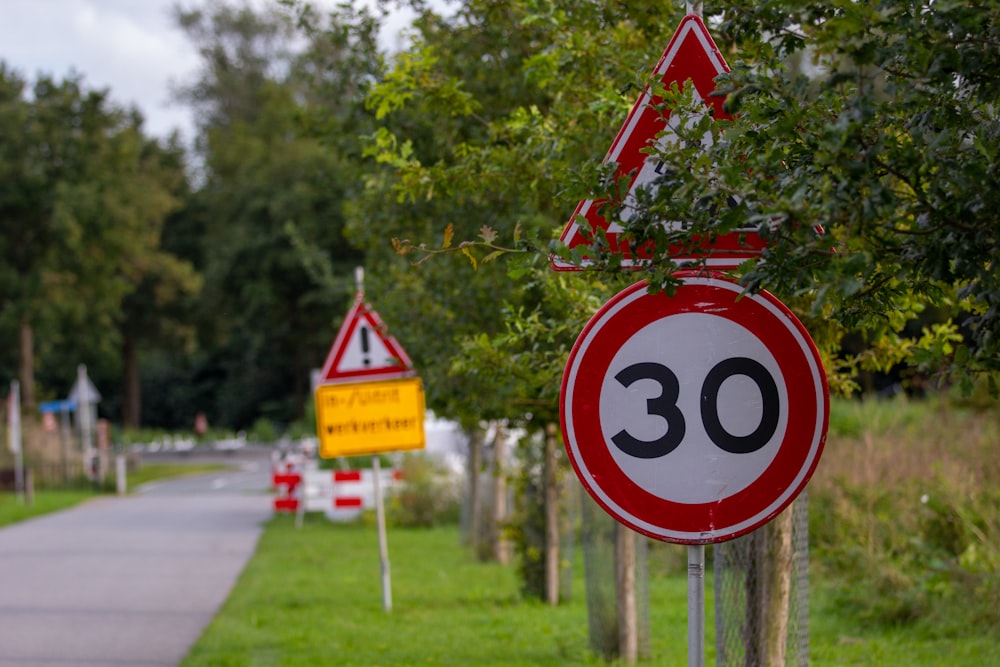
714, 494, 810, 667
580, 491, 650, 661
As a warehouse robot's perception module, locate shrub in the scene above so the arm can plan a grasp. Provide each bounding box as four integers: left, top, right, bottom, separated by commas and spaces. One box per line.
387, 453, 462, 528
247, 417, 278, 444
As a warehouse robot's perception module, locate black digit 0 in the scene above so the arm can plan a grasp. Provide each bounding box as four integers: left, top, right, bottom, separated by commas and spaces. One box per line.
610, 362, 686, 458
700, 357, 779, 454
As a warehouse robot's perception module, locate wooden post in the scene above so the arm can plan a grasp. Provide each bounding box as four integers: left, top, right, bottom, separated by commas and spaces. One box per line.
544, 423, 560, 605
762, 506, 794, 666
491, 424, 511, 564
616, 524, 638, 663
743, 504, 794, 667
466, 428, 483, 553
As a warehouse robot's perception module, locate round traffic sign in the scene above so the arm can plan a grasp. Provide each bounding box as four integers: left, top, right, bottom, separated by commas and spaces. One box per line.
560, 275, 829, 544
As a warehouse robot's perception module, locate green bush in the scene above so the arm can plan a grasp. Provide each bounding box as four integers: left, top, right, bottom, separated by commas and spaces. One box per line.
247, 417, 278, 444
387, 453, 462, 528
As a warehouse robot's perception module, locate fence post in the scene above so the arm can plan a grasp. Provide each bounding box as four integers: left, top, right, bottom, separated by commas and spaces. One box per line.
115, 454, 127, 496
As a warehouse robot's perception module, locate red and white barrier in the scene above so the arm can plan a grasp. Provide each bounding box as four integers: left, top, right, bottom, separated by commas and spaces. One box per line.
271, 467, 404, 520
271, 456, 304, 512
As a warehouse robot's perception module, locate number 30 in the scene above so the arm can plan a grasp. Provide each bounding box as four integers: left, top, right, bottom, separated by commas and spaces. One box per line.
610, 358, 780, 459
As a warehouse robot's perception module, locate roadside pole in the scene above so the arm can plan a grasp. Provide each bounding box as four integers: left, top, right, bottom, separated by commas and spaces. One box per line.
8, 380, 26, 504
313, 265, 425, 613
373, 457, 392, 612
115, 454, 127, 496
684, 5, 706, 661
78, 364, 95, 483
688, 544, 705, 667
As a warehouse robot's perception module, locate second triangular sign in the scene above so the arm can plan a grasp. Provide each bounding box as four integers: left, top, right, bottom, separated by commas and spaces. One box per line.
319, 293, 414, 383
552, 14, 765, 271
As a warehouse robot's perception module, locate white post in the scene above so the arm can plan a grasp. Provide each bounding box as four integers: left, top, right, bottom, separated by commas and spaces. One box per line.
355, 266, 365, 295
373, 457, 392, 612
78, 364, 95, 481
115, 454, 127, 496
688, 545, 705, 667
295, 477, 305, 529
8, 380, 25, 504
686, 2, 703, 17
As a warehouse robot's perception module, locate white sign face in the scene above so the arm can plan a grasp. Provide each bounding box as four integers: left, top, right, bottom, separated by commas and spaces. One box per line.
600, 312, 787, 504
335, 320, 398, 374
560, 275, 829, 544
319, 293, 414, 384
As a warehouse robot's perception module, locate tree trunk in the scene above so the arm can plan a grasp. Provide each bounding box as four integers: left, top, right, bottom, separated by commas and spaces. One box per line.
465, 428, 484, 556
743, 505, 794, 667
616, 524, 638, 664
18, 317, 35, 410
762, 506, 794, 666
491, 424, 511, 564
544, 422, 560, 606
121, 330, 141, 429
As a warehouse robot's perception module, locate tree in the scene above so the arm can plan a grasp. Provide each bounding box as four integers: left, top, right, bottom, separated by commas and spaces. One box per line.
591, 1, 1000, 392
352, 0, 1000, 660
117, 137, 201, 428
334, 4, 707, 630
0, 65, 190, 419
173, 1, 373, 428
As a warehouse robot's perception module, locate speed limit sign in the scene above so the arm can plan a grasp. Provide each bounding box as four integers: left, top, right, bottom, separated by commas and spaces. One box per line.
560, 275, 829, 544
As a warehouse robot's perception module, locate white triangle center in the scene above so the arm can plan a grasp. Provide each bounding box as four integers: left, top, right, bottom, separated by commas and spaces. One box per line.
336, 321, 398, 373
612, 91, 711, 233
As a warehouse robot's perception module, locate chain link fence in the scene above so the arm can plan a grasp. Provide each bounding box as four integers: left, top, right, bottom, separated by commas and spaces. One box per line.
580, 491, 651, 661
714, 494, 810, 667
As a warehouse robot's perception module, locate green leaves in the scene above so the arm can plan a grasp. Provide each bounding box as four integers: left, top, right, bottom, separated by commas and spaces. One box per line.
326, 0, 1000, 411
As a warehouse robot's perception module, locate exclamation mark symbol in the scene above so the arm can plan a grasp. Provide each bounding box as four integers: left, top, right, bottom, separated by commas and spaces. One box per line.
360, 325, 371, 367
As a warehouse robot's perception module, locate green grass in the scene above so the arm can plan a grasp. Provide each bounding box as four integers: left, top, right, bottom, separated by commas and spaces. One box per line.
182, 516, 704, 667
0, 489, 94, 527
181, 516, 1000, 666
810, 583, 1000, 666
124, 462, 232, 488
0, 462, 233, 528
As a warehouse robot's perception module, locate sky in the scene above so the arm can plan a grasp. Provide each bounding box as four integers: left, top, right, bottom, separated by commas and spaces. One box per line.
0, 0, 420, 146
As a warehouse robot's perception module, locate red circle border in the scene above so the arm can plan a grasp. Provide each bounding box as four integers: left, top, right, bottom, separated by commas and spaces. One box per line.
560, 275, 829, 544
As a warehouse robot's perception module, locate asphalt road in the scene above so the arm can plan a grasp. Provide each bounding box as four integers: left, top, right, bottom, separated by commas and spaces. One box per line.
0, 456, 273, 667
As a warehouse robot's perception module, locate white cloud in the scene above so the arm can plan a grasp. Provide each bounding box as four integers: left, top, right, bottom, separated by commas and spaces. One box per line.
0, 0, 443, 144
1, 0, 200, 141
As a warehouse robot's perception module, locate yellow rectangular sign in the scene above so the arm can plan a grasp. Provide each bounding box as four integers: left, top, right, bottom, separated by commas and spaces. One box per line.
314, 377, 426, 458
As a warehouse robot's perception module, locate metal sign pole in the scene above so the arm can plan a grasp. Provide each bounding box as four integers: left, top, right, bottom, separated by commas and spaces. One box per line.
682, 0, 756, 644
372, 457, 393, 612
355, 266, 365, 295
688, 544, 705, 667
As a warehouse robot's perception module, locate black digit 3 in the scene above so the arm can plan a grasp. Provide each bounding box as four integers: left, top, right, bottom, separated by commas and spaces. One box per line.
610, 362, 686, 458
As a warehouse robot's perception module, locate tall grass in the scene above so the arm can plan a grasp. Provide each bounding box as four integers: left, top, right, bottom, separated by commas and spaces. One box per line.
811, 396, 1000, 631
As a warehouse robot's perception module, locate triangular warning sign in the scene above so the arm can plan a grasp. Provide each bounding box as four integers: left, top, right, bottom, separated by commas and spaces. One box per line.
319, 293, 415, 383
552, 14, 765, 271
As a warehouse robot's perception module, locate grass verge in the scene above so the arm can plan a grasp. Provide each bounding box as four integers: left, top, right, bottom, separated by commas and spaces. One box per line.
182, 515, 707, 667
125, 462, 233, 488
181, 514, 1000, 666
0, 462, 233, 527
0, 490, 94, 528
